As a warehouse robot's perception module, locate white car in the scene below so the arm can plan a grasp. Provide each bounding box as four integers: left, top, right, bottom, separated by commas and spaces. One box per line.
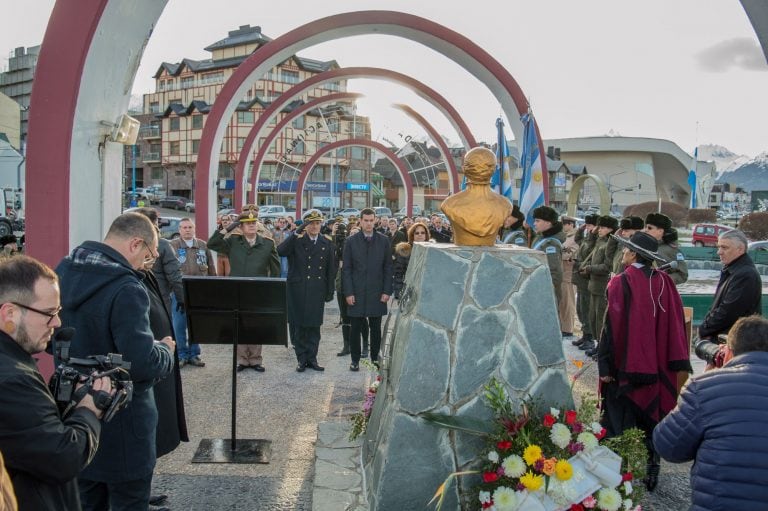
184, 201, 195, 213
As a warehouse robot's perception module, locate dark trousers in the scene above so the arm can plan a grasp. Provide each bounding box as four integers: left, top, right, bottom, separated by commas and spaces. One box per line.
351, 316, 382, 363
79, 474, 152, 511
576, 282, 592, 337
295, 326, 321, 365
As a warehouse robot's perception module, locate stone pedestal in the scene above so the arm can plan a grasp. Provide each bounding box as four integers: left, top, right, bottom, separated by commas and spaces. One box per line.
363, 243, 574, 510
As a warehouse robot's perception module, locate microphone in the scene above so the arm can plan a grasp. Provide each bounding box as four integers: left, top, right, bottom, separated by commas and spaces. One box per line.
54, 327, 76, 342
657, 260, 678, 272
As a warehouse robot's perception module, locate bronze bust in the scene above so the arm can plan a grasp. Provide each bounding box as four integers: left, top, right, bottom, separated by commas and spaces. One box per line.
440, 146, 513, 246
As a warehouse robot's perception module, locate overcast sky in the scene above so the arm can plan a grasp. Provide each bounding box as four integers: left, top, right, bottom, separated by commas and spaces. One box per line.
3, 0, 767, 158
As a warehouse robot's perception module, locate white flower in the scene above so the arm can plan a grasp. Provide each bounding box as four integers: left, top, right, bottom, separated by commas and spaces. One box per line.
550, 423, 572, 449
597, 488, 622, 511
502, 454, 526, 478
478, 490, 491, 504
488, 450, 500, 463
492, 486, 518, 511
370, 380, 380, 390
623, 481, 633, 495
591, 422, 603, 435
577, 432, 599, 452
623, 499, 634, 511
550, 407, 561, 418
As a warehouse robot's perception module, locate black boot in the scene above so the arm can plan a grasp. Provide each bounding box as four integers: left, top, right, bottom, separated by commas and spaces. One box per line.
580, 337, 596, 351
572, 333, 592, 347
337, 323, 351, 356
644, 452, 661, 491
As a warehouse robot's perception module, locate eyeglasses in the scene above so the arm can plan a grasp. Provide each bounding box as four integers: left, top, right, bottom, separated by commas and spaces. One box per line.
142, 240, 158, 264
11, 302, 62, 327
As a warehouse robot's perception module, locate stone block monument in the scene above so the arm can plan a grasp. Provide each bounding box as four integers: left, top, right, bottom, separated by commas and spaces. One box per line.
362, 242, 573, 510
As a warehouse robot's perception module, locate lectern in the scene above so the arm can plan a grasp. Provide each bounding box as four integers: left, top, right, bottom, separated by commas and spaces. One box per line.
183, 276, 287, 464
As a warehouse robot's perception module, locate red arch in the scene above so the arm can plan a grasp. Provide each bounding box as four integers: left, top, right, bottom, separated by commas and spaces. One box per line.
235, 66, 477, 210
294, 139, 413, 217
240, 92, 362, 209
196, 11, 548, 239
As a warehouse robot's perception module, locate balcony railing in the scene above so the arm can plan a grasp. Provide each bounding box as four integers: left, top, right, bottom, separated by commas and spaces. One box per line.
140, 126, 160, 139
143, 152, 161, 162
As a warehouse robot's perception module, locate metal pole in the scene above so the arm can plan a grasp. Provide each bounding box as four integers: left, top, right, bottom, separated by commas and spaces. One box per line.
130, 144, 137, 207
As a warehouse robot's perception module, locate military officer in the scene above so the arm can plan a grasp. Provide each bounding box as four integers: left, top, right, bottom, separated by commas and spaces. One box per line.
277, 209, 337, 372
644, 213, 688, 285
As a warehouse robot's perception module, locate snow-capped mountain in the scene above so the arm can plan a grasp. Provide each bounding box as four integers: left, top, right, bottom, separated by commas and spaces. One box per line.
716, 150, 768, 192
697, 144, 752, 177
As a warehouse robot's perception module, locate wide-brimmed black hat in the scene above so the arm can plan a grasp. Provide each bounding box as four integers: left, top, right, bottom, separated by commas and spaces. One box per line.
645, 212, 672, 231
597, 215, 619, 230
613, 231, 664, 263
532, 205, 558, 224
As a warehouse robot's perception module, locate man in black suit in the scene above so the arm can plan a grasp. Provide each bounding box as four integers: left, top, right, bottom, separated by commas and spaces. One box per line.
342, 208, 394, 371
278, 209, 337, 372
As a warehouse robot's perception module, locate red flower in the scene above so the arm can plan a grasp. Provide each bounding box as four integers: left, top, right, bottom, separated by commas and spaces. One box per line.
622, 472, 633, 482
570, 505, 585, 511
565, 410, 578, 425
482, 502, 494, 509
496, 440, 513, 451
482, 471, 499, 483
543, 414, 556, 427
595, 428, 607, 440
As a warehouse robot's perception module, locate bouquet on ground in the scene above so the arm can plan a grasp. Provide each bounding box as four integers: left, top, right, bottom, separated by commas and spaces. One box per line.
348, 363, 381, 441
427, 379, 647, 511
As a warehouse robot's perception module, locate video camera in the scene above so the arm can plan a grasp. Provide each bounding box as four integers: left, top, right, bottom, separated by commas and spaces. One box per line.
48, 328, 133, 422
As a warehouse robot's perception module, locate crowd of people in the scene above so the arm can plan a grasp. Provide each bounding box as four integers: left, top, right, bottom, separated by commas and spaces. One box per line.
0, 200, 766, 509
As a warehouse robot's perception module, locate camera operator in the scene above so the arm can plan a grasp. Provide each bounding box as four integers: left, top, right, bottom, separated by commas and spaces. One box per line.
694, 230, 761, 367
0, 256, 113, 510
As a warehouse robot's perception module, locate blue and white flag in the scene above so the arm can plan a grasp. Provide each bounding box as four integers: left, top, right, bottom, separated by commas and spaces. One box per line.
518, 112, 545, 226
490, 117, 514, 200
688, 147, 698, 209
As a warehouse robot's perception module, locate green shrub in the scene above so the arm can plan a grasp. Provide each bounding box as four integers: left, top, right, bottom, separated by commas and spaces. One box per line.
739, 212, 768, 241
622, 201, 689, 227
687, 209, 717, 224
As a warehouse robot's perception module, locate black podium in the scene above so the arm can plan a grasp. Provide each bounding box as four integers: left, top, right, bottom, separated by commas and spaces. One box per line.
182, 276, 287, 464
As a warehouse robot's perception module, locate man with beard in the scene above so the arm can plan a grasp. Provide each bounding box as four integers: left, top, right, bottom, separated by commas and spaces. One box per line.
531, 206, 565, 309
277, 209, 337, 372
598, 231, 691, 492
0, 256, 112, 510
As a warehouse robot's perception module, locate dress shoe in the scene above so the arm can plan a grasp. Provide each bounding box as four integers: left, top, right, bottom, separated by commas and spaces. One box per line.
579, 340, 596, 351
236, 364, 248, 372
188, 356, 205, 367
349, 363, 360, 372
149, 495, 168, 506
253, 364, 266, 372
585, 347, 598, 357
296, 363, 306, 372
178, 359, 187, 368
307, 362, 325, 371
336, 350, 350, 357
571, 336, 586, 347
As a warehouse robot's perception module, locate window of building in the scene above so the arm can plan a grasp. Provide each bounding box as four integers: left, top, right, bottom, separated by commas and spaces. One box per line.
192, 139, 200, 154
199, 71, 223, 86
328, 118, 340, 133
191, 115, 203, 130
158, 80, 165, 91
261, 163, 277, 180
292, 116, 305, 129
237, 111, 255, 124
149, 102, 160, 113
169, 117, 180, 131
293, 141, 305, 155
347, 169, 365, 181
150, 143, 161, 154
325, 81, 341, 92
181, 76, 194, 89
175, 169, 186, 176
170, 141, 180, 156
351, 147, 366, 160
336, 147, 347, 158
236, 138, 246, 151
151, 167, 163, 179
282, 70, 299, 84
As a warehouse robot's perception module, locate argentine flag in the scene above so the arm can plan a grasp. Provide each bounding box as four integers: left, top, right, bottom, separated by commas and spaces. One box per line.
490, 117, 514, 200
518, 112, 545, 226
688, 147, 698, 209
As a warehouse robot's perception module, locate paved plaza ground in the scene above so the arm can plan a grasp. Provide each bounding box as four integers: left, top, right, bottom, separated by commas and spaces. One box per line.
151, 301, 696, 510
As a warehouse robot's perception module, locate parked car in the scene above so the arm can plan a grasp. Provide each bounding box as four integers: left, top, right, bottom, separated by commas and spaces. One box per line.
158, 196, 190, 210
395, 205, 422, 218
373, 206, 393, 218
258, 205, 288, 219
184, 201, 195, 213
337, 208, 360, 218
158, 217, 182, 239
692, 223, 733, 247
217, 208, 236, 218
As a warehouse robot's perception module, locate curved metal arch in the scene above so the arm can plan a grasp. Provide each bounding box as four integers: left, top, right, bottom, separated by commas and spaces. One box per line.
294, 139, 413, 217
567, 174, 610, 217
235, 66, 477, 211
242, 92, 362, 209
195, 11, 548, 238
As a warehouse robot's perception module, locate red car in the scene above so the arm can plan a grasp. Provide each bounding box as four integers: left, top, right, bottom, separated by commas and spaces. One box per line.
692, 223, 733, 247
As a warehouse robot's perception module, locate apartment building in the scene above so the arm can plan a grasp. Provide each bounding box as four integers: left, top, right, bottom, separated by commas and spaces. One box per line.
0, 45, 40, 148
133, 24, 372, 208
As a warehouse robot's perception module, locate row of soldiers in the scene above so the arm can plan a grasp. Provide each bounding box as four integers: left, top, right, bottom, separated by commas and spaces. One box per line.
501, 205, 688, 355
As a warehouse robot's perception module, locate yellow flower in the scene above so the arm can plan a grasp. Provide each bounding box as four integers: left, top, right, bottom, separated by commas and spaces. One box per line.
523, 445, 543, 466
542, 458, 557, 476
519, 471, 544, 492
554, 459, 573, 481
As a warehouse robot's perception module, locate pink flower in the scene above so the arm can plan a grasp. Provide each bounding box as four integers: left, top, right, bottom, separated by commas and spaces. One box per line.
568, 441, 584, 454
572, 422, 584, 434
582, 495, 597, 508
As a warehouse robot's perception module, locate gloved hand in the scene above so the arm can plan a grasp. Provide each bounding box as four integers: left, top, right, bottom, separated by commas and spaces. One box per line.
225, 220, 241, 233
325, 291, 334, 303
176, 301, 185, 313
295, 223, 306, 235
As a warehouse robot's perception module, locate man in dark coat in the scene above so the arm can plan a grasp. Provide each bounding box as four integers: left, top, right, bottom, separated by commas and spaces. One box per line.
342, 208, 393, 371
277, 209, 337, 372
0, 256, 109, 511
694, 229, 762, 366
598, 231, 691, 492
56, 213, 175, 510
654, 315, 768, 509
